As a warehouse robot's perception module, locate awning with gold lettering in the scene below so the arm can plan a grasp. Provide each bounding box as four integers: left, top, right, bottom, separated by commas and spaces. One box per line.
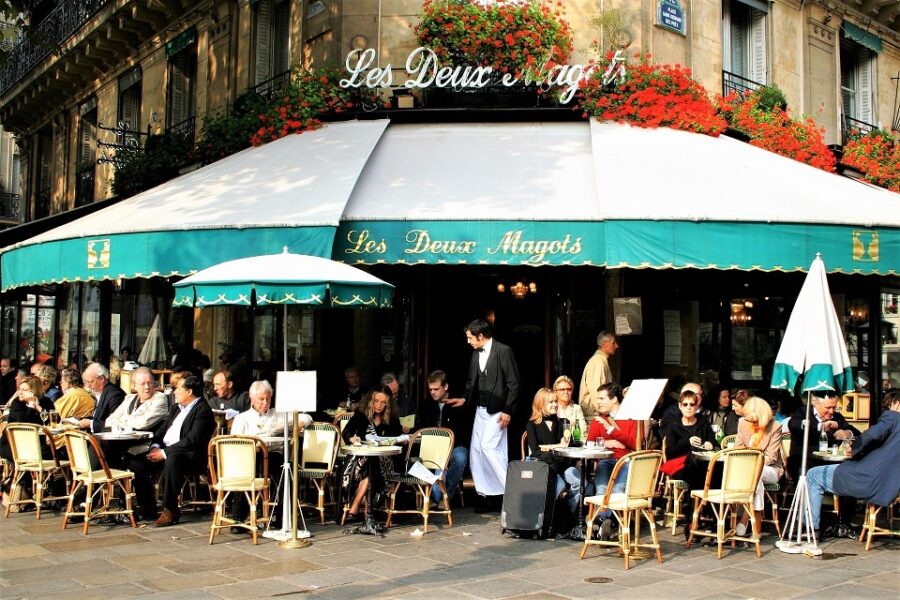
334, 121, 900, 274
0, 120, 390, 291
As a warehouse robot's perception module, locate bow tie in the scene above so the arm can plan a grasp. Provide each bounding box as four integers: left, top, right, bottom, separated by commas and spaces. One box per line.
477, 348, 485, 353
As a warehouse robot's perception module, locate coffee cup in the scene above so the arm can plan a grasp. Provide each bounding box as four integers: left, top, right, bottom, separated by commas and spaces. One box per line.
586, 440, 596, 448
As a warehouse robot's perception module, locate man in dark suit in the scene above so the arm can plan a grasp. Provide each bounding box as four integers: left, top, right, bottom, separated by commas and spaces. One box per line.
129, 375, 216, 525
787, 391, 861, 536
787, 391, 861, 481
78, 362, 125, 433
418, 370, 473, 506
461, 319, 520, 511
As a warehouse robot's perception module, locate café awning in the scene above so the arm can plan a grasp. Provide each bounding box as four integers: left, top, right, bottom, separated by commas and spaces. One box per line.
335, 121, 900, 274
0, 119, 390, 291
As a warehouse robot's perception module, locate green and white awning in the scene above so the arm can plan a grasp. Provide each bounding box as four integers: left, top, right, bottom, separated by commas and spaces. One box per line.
0, 119, 390, 291
335, 122, 900, 274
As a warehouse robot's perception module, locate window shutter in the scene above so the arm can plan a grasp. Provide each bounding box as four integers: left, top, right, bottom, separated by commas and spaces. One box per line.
79, 112, 97, 168
38, 136, 52, 192
730, 4, 749, 78
857, 49, 875, 124
254, 0, 273, 86
273, 0, 291, 76
749, 10, 766, 84
168, 50, 194, 127
119, 86, 140, 132
11, 151, 20, 194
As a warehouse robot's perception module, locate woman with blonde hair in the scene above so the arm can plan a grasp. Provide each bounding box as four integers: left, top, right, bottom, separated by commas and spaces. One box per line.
525, 387, 581, 523
553, 375, 586, 439
734, 396, 784, 537
340, 386, 407, 521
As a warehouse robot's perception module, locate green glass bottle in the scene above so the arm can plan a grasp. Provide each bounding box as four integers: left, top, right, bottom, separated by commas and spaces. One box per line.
572, 418, 582, 443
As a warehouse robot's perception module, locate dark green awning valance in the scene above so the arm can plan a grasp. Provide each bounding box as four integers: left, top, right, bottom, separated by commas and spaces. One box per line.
843, 22, 883, 53
165, 27, 197, 57
734, 0, 769, 14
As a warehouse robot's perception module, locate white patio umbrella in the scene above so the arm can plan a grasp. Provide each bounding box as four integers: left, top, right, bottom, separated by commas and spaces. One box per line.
137, 314, 169, 369
770, 253, 854, 555
172, 247, 393, 549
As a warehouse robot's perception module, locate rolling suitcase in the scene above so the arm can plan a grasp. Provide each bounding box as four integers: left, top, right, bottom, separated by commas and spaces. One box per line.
500, 459, 556, 538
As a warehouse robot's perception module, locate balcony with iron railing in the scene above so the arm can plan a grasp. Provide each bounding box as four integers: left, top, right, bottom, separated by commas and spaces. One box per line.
0, 192, 19, 222
722, 70, 763, 98
75, 166, 95, 208
34, 186, 50, 220
841, 114, 878, 146
249, 70, 292, 99
0, 0, 112, 95
166, 116, 196, 145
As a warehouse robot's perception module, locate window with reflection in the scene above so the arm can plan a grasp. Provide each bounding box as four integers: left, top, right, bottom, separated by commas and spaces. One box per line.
729, 296, 787, 383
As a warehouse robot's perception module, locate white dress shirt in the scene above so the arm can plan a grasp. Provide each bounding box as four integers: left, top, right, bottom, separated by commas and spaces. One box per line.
162, 397, 201, 448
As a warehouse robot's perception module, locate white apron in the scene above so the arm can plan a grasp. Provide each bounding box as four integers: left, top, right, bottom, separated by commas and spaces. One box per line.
470, 406, 508, 496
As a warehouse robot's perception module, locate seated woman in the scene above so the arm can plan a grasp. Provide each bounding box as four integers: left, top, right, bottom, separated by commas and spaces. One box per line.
0, 376, 55, 467
733, 396, 784, 537
660, 389, 716, 491
553, 375, 586, 440
341, 385, 405, 521
525, 387, 580, 521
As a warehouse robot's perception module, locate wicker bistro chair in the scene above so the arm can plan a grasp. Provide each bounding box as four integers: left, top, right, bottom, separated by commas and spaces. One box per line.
385, 427, 454, 534
720, 434, 738, 449
580, 450, 664, 570
334, 413, 353, 435
858, 495, 900, 550
4, 423, 70, 519
686, 448, 764, 559
298, 423, 340, 524
657, 437, 691, 535
60, 430, 137, 534
207, 435, 270, 545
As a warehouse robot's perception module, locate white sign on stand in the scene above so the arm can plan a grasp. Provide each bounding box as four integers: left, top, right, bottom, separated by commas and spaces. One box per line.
275, 371, 317, 413
615, 379, 668, 421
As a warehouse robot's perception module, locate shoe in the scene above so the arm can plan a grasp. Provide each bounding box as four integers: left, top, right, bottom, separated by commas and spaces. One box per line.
599, 518, 613, 541
154, 508, 181, 527
831, 523, 857, 539
344, 512, 363, 524
230, 525, 248, 534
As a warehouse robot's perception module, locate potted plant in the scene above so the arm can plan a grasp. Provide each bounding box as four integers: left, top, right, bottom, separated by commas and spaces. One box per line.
841, 129, 900, 192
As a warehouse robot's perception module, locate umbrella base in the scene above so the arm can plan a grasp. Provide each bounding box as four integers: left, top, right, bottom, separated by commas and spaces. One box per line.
775, 539, 822, 556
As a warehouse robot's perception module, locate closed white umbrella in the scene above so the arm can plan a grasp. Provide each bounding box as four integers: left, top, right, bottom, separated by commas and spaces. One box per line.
771, 253, 854, 555
137, 314, 169, 369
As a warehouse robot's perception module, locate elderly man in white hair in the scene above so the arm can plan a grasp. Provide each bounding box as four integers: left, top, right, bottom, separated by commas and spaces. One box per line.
229, 380, 312, 532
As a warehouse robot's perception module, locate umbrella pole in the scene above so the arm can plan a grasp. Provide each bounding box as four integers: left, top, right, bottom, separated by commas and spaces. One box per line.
283, 304, 288, 371
280, 411, 311, 549
776, 390, 822, 556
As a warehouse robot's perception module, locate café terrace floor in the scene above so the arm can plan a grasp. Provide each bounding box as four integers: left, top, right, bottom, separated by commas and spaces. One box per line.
1, 499, 897, 600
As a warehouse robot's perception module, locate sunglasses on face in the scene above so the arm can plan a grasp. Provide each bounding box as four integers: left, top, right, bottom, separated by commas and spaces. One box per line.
681, 403, 697, 408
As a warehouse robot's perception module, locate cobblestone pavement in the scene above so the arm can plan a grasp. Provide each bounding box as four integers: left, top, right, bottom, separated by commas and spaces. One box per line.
1, 501, 897, 599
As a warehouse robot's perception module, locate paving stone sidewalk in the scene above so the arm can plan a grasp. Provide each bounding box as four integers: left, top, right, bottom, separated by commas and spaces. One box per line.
1, 504, 896, 599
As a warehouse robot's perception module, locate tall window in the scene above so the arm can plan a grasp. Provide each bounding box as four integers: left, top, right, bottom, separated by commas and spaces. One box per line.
840, 40, 876, 129
34, 130, 52, 219
722, 0, 767, 95
75, 99, 97, 207
117, 67, 142, 139
253, 0, 291, 91
166, 42, 197, 140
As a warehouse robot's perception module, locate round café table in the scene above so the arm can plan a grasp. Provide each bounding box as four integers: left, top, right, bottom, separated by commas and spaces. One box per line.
340, 444, 402, 536
553, 445, 613, 540
94, 430, 153, 442
811, 450, 850, 463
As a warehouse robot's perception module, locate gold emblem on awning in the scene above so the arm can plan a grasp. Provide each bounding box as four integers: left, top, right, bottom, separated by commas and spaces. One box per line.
87, 239, 110, 269
852, 230, 878, 262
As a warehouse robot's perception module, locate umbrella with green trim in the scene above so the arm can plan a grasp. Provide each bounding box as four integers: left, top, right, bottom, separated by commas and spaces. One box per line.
772, 253, 854, 556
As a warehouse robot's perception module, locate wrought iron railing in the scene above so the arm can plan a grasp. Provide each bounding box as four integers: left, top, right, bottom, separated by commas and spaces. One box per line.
841, 114, 877, 145
166, 115, 196, 144
0, 0, 113, 95
74, 167, 95, 207
249, 70, 292, 99
722, 70, 763, 98
34, 186, 50, 219
0, 192, 19, 221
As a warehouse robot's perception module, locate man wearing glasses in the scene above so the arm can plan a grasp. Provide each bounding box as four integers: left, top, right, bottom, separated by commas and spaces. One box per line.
78, 363, 125, 433
578, 331, 618, 419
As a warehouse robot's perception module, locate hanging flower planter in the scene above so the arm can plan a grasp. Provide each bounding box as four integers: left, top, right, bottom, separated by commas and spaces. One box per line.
841, 129, 900, 192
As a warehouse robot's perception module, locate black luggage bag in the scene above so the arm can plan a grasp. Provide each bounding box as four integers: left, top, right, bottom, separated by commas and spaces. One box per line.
500, 459, 556, 538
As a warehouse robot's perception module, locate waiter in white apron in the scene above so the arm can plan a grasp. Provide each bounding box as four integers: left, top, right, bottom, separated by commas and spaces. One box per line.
457, 318, 520, 513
